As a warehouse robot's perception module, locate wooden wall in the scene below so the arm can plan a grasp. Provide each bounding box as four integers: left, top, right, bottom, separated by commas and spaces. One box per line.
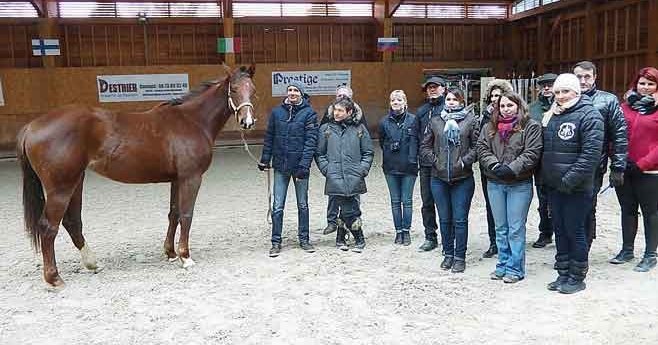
513, 0, 654, 95
392, 22, 505, 62
0, 20, 43, 68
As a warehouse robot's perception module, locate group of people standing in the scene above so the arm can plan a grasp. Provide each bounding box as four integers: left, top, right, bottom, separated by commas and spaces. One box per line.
257, 61, 658, 294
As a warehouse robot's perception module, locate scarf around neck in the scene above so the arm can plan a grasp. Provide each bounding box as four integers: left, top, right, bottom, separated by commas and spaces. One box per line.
497, 115, 518, 144
441, 104, 472, 148
627, 90, 658, 115
542, 96, 580, 127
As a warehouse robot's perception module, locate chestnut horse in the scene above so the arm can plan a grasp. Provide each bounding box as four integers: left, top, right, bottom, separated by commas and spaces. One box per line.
18, 65, 257, 289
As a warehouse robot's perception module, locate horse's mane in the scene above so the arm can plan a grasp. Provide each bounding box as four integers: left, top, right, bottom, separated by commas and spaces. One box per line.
165, 69, 252, 106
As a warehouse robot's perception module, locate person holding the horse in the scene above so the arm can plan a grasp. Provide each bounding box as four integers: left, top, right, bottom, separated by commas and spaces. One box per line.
540, 73, 603, 294
259, 81, 319, 257
416, 76, 446, 252
477, 91, 543, 283
319, 84, 368, 236
378, 90, 419, 246
479, 79, 514, 259
316, 97, 374, 252
419, 87, 479, 273
528, 73, 558, 249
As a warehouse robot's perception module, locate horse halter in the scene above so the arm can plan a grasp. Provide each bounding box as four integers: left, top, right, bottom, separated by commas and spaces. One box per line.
227, 81, 255, 127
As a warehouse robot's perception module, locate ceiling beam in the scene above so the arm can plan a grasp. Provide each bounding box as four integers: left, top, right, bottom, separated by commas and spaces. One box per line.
388, 0, 402, 17
30, 0, 45, 17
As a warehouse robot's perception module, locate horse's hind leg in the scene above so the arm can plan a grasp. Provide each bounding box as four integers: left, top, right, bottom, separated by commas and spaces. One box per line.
177, 176, 202, 268
41, 187, 77, 289
62, 173, 99, 271
164, 181, 179, 261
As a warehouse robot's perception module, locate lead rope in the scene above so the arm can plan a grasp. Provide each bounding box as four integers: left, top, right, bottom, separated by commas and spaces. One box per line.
240, 130, 272, 225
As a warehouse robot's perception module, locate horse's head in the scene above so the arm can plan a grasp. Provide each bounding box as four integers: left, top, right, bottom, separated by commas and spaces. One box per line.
226, 65, 257, 130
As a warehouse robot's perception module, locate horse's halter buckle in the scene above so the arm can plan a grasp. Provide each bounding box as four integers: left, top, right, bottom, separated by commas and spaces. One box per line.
228, 81, 255, 128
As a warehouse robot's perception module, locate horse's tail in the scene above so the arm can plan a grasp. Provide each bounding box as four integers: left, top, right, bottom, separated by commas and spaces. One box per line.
17, 127, 44, 253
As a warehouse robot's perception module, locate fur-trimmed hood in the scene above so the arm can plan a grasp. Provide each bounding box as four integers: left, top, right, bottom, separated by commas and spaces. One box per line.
484, 79, 514, 101
326, 101, 363, 122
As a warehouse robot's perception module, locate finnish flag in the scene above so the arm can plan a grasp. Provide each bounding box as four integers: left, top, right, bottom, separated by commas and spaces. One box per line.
32, 39, 61, 56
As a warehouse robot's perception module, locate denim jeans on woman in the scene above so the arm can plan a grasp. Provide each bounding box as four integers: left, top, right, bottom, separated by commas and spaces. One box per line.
271, 170, 309, 244
431, 176, 475, 259
487, 180, 533, 278
384, 173, 417, 232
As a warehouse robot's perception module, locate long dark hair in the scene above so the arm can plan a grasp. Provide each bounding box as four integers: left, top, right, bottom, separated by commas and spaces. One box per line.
489, 91, 529, 138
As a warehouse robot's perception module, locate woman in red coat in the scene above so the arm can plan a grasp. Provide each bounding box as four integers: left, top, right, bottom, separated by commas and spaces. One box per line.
610, 67, 658, 272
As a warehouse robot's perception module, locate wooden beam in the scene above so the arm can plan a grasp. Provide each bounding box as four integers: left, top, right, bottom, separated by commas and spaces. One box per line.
30, 0, 45, 17
583, 0, 593, 60
648, 0, 658, 67
388, 0, 402, 18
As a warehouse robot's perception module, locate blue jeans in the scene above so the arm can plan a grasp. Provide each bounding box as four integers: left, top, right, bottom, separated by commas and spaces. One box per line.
385, 173, 417, 232
431, 176, 475, 260
326, 195, 338, 226
487, 180, 533, 278
547, 189, 593, 263
271, 170, 309, 244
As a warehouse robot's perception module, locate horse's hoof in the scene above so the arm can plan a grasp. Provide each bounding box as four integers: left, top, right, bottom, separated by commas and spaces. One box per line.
181, 257, 196, 269
168, 256, 179, 262
80, 244, 98, 271
45, 277, 66, 292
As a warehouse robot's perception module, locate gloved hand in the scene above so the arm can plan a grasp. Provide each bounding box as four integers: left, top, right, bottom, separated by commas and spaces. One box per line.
609, 170, 624, 187
626, 160, 641, 175
492, 164, 515, 179
293, 166, 310, 179
257, 162, 270, 171
557, 178, 574, 194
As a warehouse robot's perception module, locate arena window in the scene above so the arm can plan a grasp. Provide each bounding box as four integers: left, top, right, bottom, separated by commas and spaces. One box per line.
394, 3, 507, 19
57, 1, 222, 18
232, 2, 373, 17
0, 1, 39, 18
511, 0, 540, 14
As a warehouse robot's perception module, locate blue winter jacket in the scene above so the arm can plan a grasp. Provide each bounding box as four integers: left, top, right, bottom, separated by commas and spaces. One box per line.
260, 98, 319, 173
378, 111, 419, 176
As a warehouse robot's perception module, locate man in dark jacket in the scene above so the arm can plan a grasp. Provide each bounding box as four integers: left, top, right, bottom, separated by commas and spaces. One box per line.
528, 73, 558, 248
573, 61, 628, 249
319, 85, 367, 235
259, 81, 319, 257
416, 76, 446, 251
541, 73, 604, 294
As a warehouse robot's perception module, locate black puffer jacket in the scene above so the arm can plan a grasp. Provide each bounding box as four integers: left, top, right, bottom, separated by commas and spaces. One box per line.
416, 97, 445, 167
584, 87, 628, 173
540, 95, 604, 193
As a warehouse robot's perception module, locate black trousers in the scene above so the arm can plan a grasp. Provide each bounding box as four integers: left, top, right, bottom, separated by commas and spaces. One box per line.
615, 172, 658, 256
535, 183, 553, 237
480, 173, 496, 246
419, 166, 438, 241
585, 170, 605, 247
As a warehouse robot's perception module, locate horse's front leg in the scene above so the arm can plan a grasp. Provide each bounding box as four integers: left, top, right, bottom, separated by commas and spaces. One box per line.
164, 181, 179, 261
176, 175, 202, 268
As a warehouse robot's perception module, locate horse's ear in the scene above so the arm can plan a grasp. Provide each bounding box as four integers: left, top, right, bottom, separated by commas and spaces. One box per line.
247, 64, 256, 78
221, 62, 232, 78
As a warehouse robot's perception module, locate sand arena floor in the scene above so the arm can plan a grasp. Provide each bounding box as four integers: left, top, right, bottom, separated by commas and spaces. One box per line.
0, 146, 656, 345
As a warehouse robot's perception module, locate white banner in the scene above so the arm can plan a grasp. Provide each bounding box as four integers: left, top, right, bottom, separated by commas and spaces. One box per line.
97, 74, 189, 103
0, 77, 4, 106
271, 70, 351, 97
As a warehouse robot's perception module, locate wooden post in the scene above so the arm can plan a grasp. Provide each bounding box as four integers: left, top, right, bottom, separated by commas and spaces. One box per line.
648, 0, 658, 67
537, 14, 545, 74
37, 13, 59, 67
223, 17, 235, 66
583, 0, 594, 61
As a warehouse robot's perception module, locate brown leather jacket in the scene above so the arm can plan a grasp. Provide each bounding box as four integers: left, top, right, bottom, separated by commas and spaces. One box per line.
477, 119, 543, 184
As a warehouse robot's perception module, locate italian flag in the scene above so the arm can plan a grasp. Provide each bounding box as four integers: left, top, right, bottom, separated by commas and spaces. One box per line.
217, 38, 241, 53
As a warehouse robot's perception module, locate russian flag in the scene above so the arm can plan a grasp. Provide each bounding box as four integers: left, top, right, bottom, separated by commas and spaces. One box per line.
377, 37, 399, 52
32, 39, 60, 56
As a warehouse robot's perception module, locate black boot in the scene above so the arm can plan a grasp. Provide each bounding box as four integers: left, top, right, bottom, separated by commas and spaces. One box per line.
482, 243, 498, 258
440, 256, 454, 270
323, 223, 337, 235
558, 260, 588, 294
351, 229, 366, 253
418, 238, 438, 252
394, 232, 403, 245
609, 249, 635, 264
634, 252, 657, 272
451, 258, 466, 273
532, 233, 553, 248
547, 255, 569, 291
401, 230, 411, 246
336, 222, 348, 251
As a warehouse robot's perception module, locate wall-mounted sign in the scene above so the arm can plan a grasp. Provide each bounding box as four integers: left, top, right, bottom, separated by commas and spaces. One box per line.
271, 70, 351, 97
377, 37, 399, 52
96, 74, 189, 103
0, 77, 4, 106
32, 39, 61, 56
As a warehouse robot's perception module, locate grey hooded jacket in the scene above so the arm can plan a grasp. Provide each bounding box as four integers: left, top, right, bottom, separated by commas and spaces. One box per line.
315, 111, 374, 196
